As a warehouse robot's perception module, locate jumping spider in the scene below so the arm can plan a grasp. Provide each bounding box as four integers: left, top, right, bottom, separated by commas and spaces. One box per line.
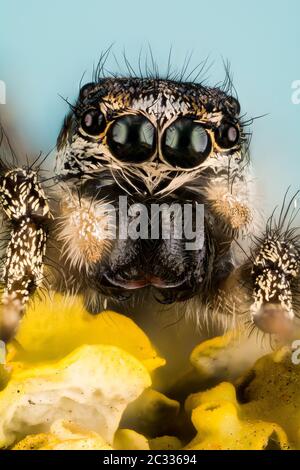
0, 68, 300, 350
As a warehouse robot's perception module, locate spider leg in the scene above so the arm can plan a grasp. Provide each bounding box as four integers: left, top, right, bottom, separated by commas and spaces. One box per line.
240, 195, 300, 339
248, 232, 300, 338
0, 168, 52, 341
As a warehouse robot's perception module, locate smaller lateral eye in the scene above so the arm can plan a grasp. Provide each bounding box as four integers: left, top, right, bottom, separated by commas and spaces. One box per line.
81, 109, 106, 136
215, 121, 240, 149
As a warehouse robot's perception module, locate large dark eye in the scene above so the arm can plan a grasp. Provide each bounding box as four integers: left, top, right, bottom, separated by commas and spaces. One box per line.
161, 117, 211, 169
81, 108, 106, 136
107, 115, 156, 163
215, 121, 240, 149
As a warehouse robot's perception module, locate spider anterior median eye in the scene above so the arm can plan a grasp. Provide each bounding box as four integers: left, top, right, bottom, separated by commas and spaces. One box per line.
81, 109, 106, 136
107, 114, 156, 163
215, 122, 240, 149
161, 117, 211, 169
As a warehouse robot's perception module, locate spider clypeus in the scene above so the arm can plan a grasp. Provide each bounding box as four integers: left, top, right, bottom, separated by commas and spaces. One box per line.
0, 61, 300, 353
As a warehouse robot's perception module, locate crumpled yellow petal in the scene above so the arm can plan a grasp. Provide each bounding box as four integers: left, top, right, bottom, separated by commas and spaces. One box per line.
114, 428, 150, 450
113, 428, 182, 451
121, 388, 180, 437
2, 289, 299, 451
0, 344, 151, 448
149, 435, 182, 450
184, 382, 289, 450
14, 423, 182, 451
8, 293, 165, 373
0, 364, 10, 391
236, 347, 300, 448
190, 332, 236, 381
13, 420, 112, 450
190, 331, 269, 382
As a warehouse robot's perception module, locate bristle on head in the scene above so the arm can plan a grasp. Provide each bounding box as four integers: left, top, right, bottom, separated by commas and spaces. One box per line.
206, 182, 252, 230
58, 196, 114, 273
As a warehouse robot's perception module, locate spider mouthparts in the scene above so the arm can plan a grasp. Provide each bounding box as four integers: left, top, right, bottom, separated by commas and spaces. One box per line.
103, 272, 187, 290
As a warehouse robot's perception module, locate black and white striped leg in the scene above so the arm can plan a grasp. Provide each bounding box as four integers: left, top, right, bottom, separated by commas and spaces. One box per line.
247, 209, 300, 338
0, 168, 51, 341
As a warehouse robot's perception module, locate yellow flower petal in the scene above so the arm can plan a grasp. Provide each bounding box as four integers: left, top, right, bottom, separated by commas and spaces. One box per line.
0, 344, 150, 448
13, 433, 60, 450
13, 420, 112, 450
149, 435, 182, 450
12, 293, 165, 373
114, 429, 149, 450
190, 332, 239, 380
185, 381, 237, 413
122, 388, 180, 437
190, 330, 270, 383
237, 347, 300, 448
113, 429, 182, 451
185, 382, 289, 450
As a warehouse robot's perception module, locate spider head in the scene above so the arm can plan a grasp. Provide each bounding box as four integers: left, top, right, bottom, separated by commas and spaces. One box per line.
56, 77, 242, 180
56, 78, 245, 304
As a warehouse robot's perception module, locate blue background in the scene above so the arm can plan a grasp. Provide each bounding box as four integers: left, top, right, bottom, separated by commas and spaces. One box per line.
0, 0, 299, 210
